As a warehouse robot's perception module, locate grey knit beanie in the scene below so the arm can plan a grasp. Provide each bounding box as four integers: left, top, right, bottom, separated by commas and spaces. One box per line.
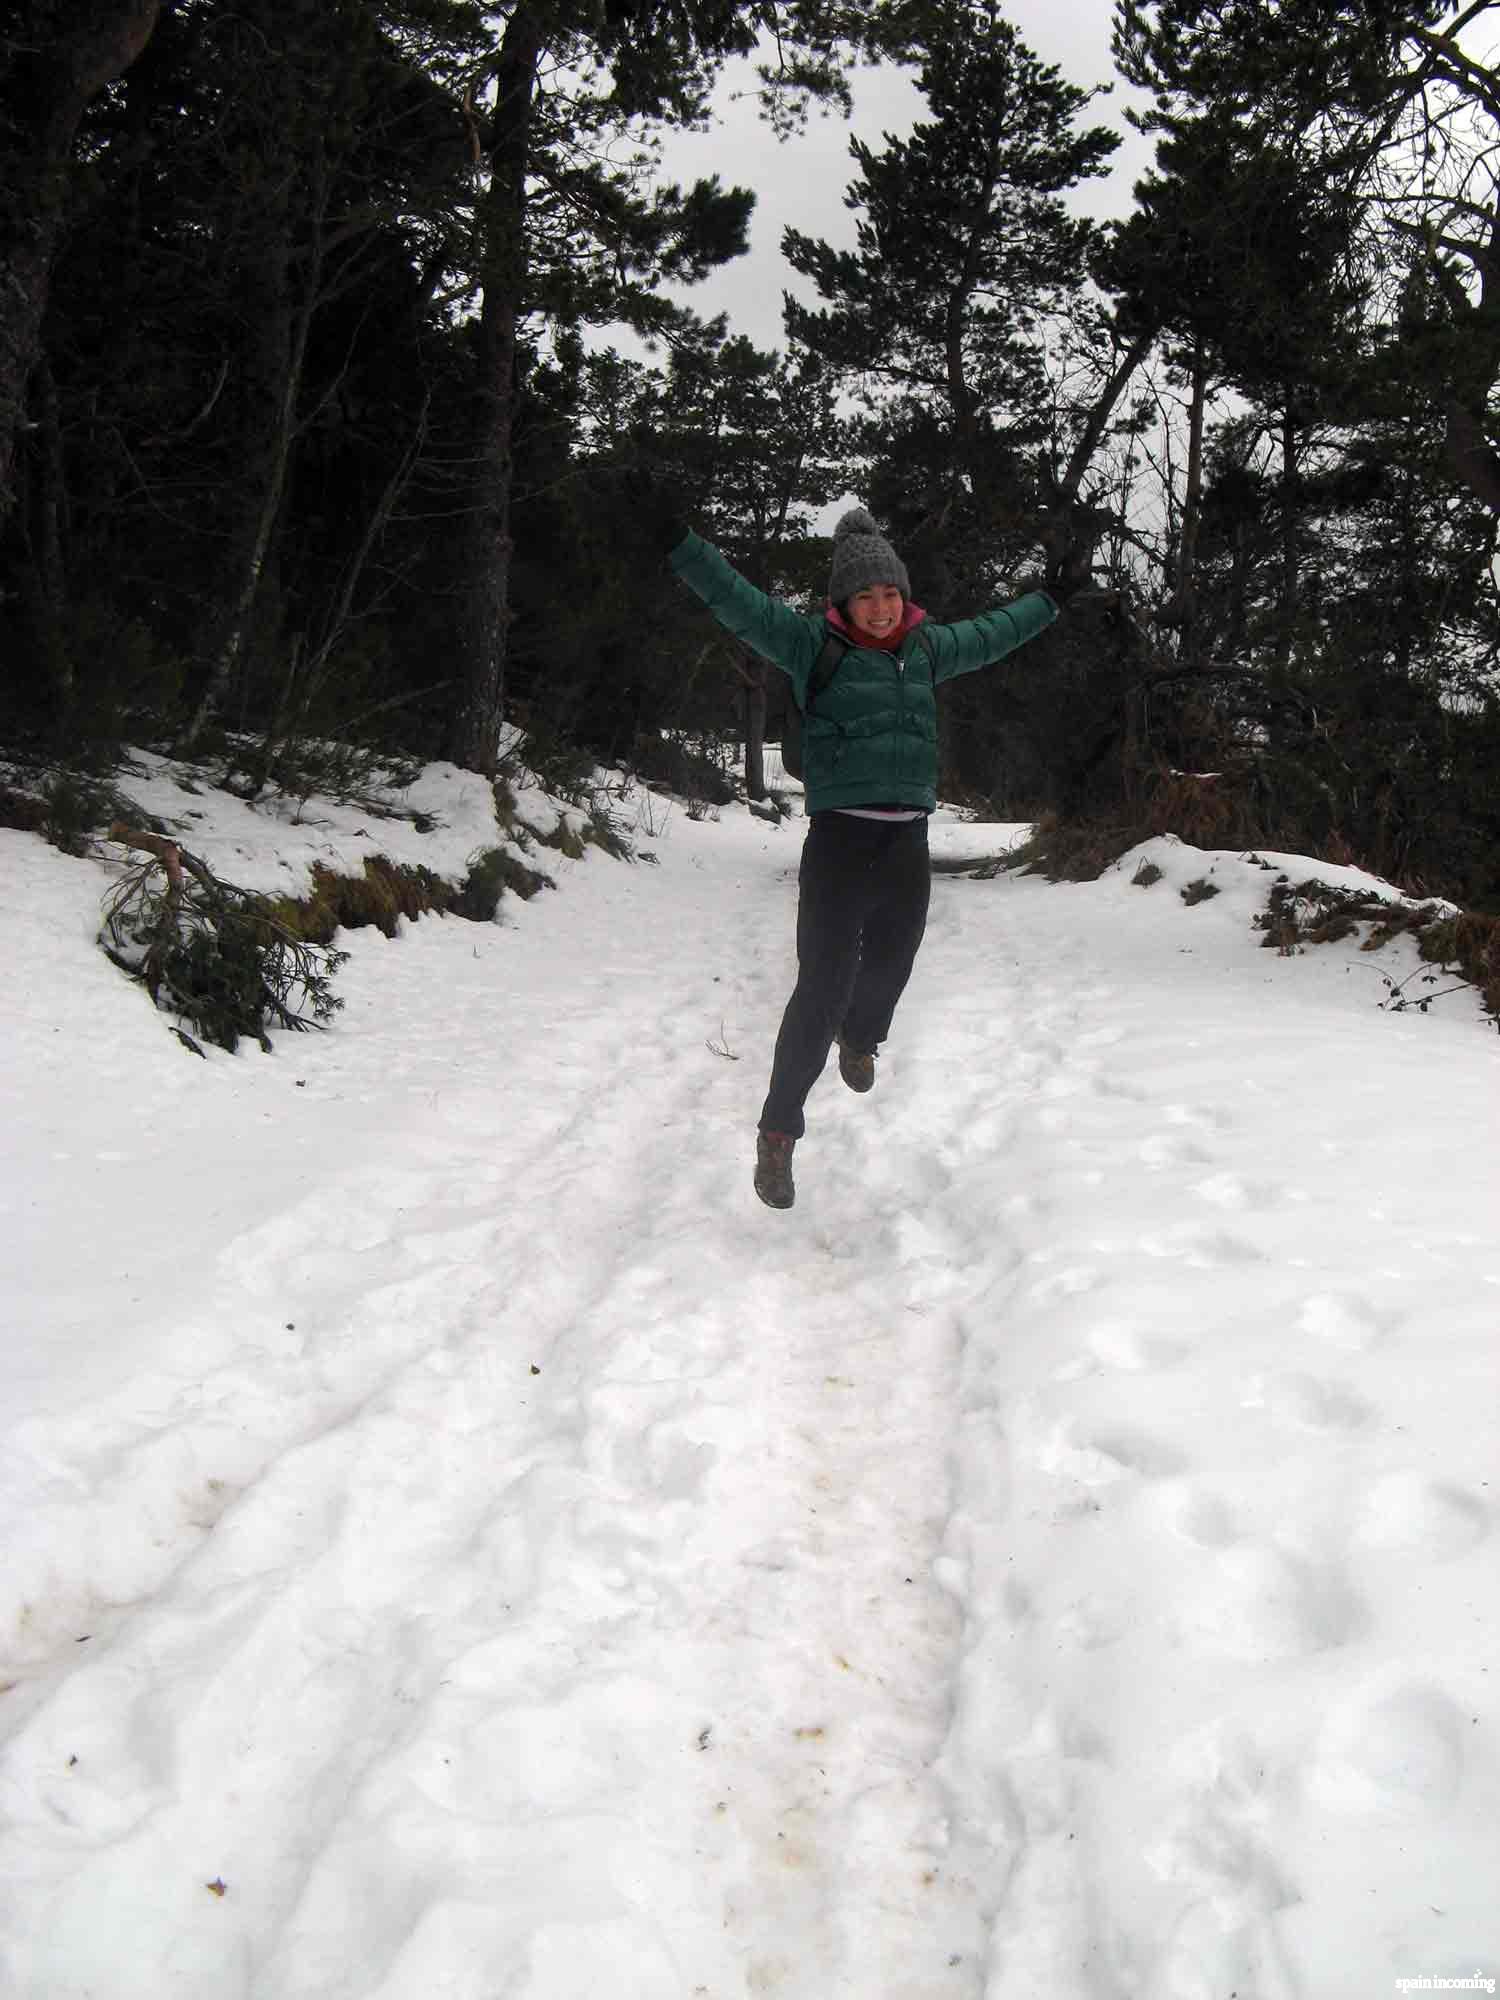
828, 507, 910, 607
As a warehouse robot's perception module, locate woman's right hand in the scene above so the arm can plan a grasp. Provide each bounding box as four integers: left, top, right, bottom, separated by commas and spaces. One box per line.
621, 466, 689, 557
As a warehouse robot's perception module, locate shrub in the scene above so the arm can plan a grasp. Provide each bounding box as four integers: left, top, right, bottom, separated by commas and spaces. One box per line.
513, 727, 600, 806
584, 801, 633, 860
3, 767, 170, 856
628, 729, 736, 806
226, 736, 425, 814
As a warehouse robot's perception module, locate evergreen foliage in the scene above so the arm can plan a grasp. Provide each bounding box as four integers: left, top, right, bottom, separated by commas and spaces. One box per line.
783, 0, 1120, 551
2, 0, 1500, 913
100, 839, 350, 1053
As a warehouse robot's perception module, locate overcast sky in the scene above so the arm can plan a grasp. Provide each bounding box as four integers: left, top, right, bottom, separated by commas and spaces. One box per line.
640, 0, 1155, 356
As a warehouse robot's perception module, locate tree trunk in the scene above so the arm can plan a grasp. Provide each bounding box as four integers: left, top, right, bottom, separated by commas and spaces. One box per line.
239, 394, 431, 795
22, 353, 73, 729
182, 210, 317, 750
444, 2, 543, 776
1040, 322, 1155, 579
1057, 325, 1156, 506
1277, 402, 1297, 674
743, 660, 768, 798
1159, 337, 1207, 658
0, 0, 161, 525
1445, 397, 1500, 515
1175, 341, 1206, 602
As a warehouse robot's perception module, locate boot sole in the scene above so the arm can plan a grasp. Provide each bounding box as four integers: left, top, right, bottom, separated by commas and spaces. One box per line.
755, 1178, 795, 1210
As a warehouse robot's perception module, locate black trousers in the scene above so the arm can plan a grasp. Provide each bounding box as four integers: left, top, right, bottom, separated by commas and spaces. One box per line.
759, 812, 931, 1139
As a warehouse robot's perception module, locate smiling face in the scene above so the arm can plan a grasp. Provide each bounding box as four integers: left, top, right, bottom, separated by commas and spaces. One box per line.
846, 583, 905, 642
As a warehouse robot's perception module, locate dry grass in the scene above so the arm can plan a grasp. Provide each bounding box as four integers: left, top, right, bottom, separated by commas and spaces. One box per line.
536, 818, 588, 860
0, 785, 50, 835
1003, 813, 1141, 881
1007, 763, 1271, 883
453, 847, 554, 920
262, 847, 554, 944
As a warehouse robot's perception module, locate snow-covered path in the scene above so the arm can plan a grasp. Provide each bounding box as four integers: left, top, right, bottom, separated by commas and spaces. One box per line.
2, 790, 1497, 1999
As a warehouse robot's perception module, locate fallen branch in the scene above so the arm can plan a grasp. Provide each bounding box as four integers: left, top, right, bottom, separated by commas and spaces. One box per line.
706, 1021, 740, 1061
109, 821, 188, 896
101, 825, 348, 1052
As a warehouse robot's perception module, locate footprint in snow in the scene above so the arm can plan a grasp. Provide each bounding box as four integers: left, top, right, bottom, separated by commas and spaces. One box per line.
1240, 1369, 1371, 1433
1296, 1289, 1394, 1351
634, 1419, 719, 1505
1138, 1130, 1212, 1169
1137, 1223, 1265, 1266
1190, 1170, 1287, 1212
1054, 1594, 1129, 1651
1355, 1471, 1489, 1560
1164, 1101, 1233, 1132
1179, 1543, 1356, 1660
1147, 1878, 1298, 2000
1036, 1420, 1185, 1486
1075, 1024, 1125, 1049
1025, 1264, 1102, 1306
1146, 1722, 1300, 2000
1085, 1319, 1189, 1373
884, 1211, 969, 1307
1155, 1479, 1238, 1549
1088, 1069, 1151, 1104
1039, 1069, 1094, 1101
1307, 1676, 1467, 1818
944, 1104, 1021, 1163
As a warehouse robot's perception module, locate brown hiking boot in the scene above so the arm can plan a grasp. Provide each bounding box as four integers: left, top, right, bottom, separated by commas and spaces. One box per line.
754, 1130, 796, 1210
837, 1038, 875, 1094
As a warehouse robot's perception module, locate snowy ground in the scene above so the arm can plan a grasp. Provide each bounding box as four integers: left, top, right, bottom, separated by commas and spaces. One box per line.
2, 757, 1498, 2000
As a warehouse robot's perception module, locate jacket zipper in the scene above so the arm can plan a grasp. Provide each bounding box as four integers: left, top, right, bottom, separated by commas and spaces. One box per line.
894, 643, 907, 787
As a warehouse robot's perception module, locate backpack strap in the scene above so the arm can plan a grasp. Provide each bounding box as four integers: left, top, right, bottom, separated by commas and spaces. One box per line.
804, 629, 850, 714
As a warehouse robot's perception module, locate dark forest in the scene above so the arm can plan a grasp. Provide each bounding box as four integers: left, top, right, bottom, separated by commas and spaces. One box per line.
6, 0, 1500, 909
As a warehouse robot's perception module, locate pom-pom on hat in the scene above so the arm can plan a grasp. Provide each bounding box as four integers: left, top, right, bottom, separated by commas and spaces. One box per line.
828, 507, 910, 608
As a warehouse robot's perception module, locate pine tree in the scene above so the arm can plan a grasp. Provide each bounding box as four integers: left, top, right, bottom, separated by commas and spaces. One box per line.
645, 335, 846, 795
0, 0, 163, 743
1114, 0, 1500, 517
783, 0, 1120, 557
11, 0, 477, 753
1102, 109, 1367, 666
439, 0, 898, 775
0, 2, 162, 530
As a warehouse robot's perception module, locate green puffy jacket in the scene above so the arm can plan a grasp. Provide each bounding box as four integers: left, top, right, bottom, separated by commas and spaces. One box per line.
668, 531, 1058, 814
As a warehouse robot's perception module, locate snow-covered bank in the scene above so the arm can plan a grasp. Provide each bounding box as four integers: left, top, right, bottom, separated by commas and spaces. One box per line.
2, 773, 1497, 1999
